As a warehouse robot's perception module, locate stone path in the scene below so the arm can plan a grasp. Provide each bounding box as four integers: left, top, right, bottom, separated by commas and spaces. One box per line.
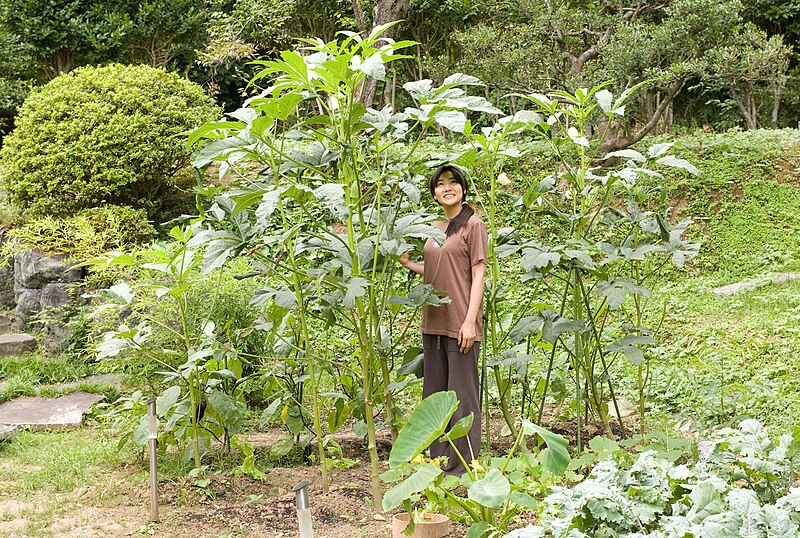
0, 333, 37, 356
711, 272, 800, 296
0, 391, 105, 433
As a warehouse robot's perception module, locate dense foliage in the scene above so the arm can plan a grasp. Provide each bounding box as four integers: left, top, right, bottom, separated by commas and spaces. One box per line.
0, 63, 219, 217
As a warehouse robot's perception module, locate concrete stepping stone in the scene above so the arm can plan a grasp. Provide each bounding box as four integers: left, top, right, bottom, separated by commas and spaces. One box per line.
0, 391, 105, 431
50, 373, 122, 392
0, 333, 37, 356
712, 272, 800, 296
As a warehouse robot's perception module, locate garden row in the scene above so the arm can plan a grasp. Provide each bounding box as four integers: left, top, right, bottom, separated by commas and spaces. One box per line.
1, 25, 799, 538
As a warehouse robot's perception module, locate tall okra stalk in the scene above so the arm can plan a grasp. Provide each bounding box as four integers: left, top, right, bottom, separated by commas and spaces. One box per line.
513, 86, 700, 441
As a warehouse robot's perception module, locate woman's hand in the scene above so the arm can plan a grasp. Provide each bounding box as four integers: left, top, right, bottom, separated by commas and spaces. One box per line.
399, 252, 424, 275
458, 321, 477, 354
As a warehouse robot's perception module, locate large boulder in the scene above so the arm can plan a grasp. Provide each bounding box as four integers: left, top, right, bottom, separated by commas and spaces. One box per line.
0, 259, 13, 308
15, 288, 42, 331
14, 252, 82, 290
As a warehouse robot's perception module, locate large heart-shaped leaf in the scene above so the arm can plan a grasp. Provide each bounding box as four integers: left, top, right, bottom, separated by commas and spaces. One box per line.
521, 421, 570, 476
389, 391, 458, 469
468, 469, 510, 509
381, 463, 442, 511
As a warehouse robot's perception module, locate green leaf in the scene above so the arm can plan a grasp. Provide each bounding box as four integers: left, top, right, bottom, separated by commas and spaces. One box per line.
269, 434, 295, 459
350, 53, 386, 81
381, 464, 442, 511
509, 316, 544, 343
389, 391, 459, 469
509, 491, 538, 509
389, 284, 451, 307
156, 386, 181, 417
403, 79, 434, 100
606, 334, 656, 364
521, 421, 570, 475
441, 413, 474, 442
595, 89, 614, 113
604, 149, 646, 162
434, 110, 467, 133
441, 73, 484, 87
688, 482, 724, 523
397, 349, 424, 378
648, 142, 674, 158
343, 277, 369, 307
468, 469, 510, 509
353, 420, 368, 438
656, 155, 701, 176
208, 391, 247, 431
467, 522, 493, 538
313, 184, 347, 219
133, 415, 149, 447
596, 279, 651, 309
588, 435, 620, 459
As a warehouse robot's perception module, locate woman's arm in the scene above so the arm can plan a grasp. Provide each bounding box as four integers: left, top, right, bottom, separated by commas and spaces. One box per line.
458, 261, 486, 353
399, 253, 424, 276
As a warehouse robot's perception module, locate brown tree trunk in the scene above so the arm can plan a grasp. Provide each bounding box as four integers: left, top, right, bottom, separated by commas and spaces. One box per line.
772, 81, 783, 128
350, 0, 368, 35
356, 0, 408, 108
599, 78, 686, 154
731, 87, 757, 130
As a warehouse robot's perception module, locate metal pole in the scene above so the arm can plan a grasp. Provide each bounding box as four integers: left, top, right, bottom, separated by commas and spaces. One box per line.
293, 481, 313, 538
147, 398, 159, 522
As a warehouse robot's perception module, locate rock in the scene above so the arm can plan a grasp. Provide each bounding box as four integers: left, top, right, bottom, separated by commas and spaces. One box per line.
14, 288, 42, 331
14, 252, 82, 290
40, 283, 82, 318
0, 424, 18, 441
0, 391, 105, 431
0, 333, 37, 356
0, 311, 13, 334
0, 258, 14, 308
44, 321, 72, 353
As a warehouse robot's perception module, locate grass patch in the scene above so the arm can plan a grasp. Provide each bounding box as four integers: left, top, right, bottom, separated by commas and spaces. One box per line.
0, 428, 131, 494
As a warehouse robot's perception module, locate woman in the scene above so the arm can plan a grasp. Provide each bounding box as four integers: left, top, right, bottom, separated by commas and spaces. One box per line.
400, 165, 488, 475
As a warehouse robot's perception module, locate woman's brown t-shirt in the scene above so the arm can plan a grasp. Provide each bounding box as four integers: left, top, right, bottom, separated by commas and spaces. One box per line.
421, 215, 488, 340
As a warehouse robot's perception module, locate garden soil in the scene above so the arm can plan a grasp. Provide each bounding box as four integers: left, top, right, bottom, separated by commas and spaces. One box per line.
0, 410, 634, 537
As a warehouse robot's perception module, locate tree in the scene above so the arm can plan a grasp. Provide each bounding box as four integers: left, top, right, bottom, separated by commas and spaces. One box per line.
0, 0, 209, 78
420, 0, 790, 148
0, 27, 35, 141
0, 64, 219, 216
701, 25, 790, 129
123, 0, 209, 67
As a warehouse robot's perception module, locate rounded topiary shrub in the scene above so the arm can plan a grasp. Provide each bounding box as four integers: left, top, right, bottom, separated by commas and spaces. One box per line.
0, 63, 220, 216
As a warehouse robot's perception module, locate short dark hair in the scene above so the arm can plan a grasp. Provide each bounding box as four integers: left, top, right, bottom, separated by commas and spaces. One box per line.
429, 165, 474, 236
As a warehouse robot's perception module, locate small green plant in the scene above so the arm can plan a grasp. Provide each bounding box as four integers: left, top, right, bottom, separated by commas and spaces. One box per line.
89, 226, 251, 468
382, 391, 570, 537
507, 419, 800, 537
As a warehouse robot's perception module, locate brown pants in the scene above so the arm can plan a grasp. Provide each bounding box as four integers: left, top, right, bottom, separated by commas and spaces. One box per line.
422, 333, 481, 476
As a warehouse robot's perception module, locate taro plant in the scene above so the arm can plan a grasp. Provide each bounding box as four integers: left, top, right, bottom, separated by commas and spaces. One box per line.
187, 24, 503, 505
382, 391, 570, 537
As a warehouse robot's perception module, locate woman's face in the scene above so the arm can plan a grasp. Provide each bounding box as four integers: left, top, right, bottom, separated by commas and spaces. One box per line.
433, 170, 464, 210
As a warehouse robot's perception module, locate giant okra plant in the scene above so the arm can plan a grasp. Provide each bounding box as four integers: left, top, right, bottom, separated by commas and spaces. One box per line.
428, 84, 701, 444
188, 23, 502, 505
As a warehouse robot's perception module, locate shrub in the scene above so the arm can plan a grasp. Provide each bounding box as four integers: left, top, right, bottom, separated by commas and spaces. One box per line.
0, 63, 219, 216
1, 205, 156, 261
